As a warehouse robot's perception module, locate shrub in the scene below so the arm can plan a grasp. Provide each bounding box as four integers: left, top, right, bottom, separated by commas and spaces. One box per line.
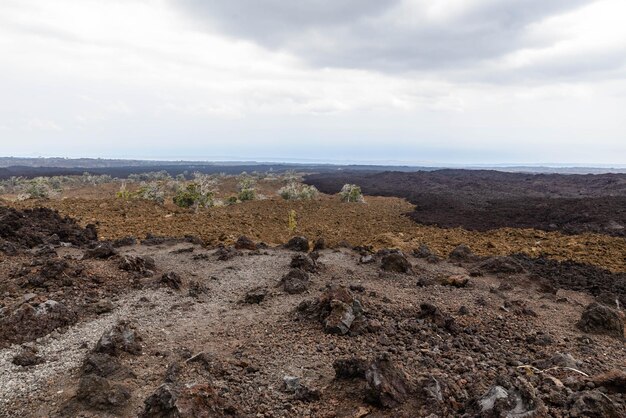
340, 184, 365, 203
278, 183, 319, 200
173, 183, 214, 209
18, 177, 56, 200
81, 172, 113, 185
116, 183, 133, 200
237, 176, 256, 201
137, 182, 165, 204
288, 209, 297, 233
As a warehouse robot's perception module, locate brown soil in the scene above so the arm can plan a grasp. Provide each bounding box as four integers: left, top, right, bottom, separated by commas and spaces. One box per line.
10, 196, 626, 272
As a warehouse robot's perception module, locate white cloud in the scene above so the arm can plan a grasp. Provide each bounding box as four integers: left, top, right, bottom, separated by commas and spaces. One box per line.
0, 0, 624, 164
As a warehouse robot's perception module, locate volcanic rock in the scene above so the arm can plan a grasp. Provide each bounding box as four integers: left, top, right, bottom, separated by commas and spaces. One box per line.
313, 238, 326, 251
381, 252, 412, 273
188, 281, 208, 298
473, 256, 526, 275
161, 272, 183, 290
94, 320, 143, 356
577, 303, 624, 339
333, 357, 368, 379
82, 353, 133, 379
477, 378, 547, 417
324, 300, 356, 335
12, 346, 44, 367
285, 236, 309, 252
413, 244, 433, 258
76, 374, 131, 410
40, 258, 69, 279
418, 303, 459, 334
568, 390, 623, 417
439, 274, 469, 287
290, 253, 317, 272
279, 269, 310, 294
365, 355, 410, 408
119, 254, 156, 276
111, 236, 137, 247
93, 299, 114, 315
234, 236, 257, 250
592, 370, 626, 393
448, 244, 477, 262
84, 242, 117, 259
141, 383, 236, 418
215, 246, 241, 261
0, 299, 77, 347
244, 287, 267, 304
0, 207, 96, 248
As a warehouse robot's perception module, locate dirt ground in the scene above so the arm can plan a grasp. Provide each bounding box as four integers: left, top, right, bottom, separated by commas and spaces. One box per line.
1, 240, 625, 417
9, 195, 626, 273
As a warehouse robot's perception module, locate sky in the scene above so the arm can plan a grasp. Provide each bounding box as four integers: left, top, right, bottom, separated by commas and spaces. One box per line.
0, 0, 625, 165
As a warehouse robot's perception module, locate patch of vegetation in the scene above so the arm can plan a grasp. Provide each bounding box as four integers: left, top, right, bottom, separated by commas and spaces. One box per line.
17, 177, 59, 200
173, 183, 214, 209
128, 171, 171, 182
288, 209, 297, 233
116, 183, 133, 200
340, 184, 365, 203
237, 176, 256, 201
136, 183, 165, 204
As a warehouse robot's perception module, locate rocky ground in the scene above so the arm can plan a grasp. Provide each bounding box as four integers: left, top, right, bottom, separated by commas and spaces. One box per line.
305, 170, 626, 237
0, 207, 624, 417
9, 196, 626, 272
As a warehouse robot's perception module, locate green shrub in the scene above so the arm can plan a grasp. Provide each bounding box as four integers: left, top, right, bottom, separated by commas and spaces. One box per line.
340, 184, 365, 203
237, 176, 256, 201
173, 183, 214, 208
116, 183, 133, 200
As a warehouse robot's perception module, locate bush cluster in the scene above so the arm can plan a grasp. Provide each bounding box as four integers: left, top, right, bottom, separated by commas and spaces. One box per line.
16, 177, 59, 200
278, 183, 319, 200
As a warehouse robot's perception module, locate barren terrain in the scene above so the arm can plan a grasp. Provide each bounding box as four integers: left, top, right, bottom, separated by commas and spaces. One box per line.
1, 171, 625, 417
305, 170, 626, 237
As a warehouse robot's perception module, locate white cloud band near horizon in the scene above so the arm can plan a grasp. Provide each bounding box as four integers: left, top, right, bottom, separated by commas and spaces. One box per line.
0, 0, 625, 164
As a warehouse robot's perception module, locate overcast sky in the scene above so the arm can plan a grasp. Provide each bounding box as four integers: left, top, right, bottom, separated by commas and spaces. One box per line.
1, 0, 625, 165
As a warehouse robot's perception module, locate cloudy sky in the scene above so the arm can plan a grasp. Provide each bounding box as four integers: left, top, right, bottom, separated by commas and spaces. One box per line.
1, 0, 625, 165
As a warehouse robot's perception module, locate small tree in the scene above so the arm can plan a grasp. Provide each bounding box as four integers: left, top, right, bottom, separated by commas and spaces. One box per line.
340, 184, 364, 203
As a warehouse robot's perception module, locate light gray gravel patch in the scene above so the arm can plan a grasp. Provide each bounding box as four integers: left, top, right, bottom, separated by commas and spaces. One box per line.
0, 288, 177, 417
